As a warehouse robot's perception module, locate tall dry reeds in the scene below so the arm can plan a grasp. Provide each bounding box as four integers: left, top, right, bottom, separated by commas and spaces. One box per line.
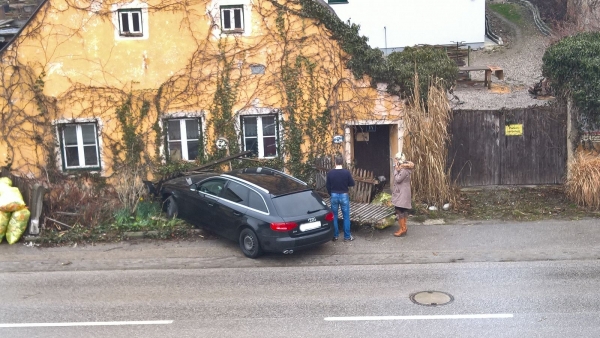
565, 152, 600, 210
403, 74, 456, 208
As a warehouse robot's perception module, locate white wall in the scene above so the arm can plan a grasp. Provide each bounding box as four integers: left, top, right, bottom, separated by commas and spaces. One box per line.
331, 0, 485, 50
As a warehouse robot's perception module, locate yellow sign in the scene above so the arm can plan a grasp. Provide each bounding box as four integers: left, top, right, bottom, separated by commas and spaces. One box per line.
505, 124, 523, 136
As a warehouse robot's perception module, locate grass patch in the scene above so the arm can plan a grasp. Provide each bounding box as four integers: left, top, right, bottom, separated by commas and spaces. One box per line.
489, 3, 522, 24
454, 186, 599, 222
401, 185, 600, 224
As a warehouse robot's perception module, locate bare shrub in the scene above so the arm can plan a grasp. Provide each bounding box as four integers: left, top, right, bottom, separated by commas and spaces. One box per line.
402, 74, 458, 208
43, 174, 120, 230
114, 164, 148, 213
565, 152, 600, 210
548, 19, 590, 44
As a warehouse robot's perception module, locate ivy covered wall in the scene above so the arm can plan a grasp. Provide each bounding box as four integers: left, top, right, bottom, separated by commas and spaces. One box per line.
0, 0, 403, 182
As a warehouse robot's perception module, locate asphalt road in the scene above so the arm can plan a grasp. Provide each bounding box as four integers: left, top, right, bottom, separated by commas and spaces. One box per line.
2, 219, 600, 337
3, 260, 600, 337
3, 219, 600, 273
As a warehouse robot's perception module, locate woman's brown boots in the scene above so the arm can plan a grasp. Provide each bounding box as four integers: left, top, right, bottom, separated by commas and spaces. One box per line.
393, 218, 407, 237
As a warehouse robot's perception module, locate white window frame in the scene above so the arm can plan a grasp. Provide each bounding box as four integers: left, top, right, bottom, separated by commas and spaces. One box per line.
166, 118, 202, 161
209, 0, 252, 38
220, 5, 244, 32
53, 119, 104, 172
160, 112, 206, 162
111, 1, 149, 41
118, 9, 143, 36
237, 108, 282, 159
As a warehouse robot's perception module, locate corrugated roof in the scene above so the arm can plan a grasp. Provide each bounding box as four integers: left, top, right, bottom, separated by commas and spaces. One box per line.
0, 19, 14, 27
0, 1, 45, 53
0, 28, 20, 35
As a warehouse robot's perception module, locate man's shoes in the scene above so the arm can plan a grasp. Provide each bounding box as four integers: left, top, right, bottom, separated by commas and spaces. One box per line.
344, 236, 355, 242
332, 237, 338, 242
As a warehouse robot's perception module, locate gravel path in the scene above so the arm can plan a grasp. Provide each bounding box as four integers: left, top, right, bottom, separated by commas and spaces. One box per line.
451, 3, 553, 110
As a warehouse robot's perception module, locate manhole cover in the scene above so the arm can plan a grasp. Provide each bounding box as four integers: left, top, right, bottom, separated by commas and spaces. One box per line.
410, 291, 454, 306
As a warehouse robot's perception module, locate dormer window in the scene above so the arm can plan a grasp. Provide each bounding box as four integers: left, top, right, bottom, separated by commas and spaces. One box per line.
118, 9, 143, 36
112, 1, 149, 41
221, 5, 244, 33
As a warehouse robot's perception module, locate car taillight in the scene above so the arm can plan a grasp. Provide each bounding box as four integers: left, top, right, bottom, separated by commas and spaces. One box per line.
270, 222, 298, 232
325, 212, 334, 222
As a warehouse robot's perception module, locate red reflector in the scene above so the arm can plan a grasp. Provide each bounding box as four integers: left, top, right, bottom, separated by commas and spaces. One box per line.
270, 222, 298, 232
325, 212, 334, 222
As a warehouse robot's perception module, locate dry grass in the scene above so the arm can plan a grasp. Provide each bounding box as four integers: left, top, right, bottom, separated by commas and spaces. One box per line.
403, 75, 458, 208
114, 164, 148, 213
565, 152, 600, 210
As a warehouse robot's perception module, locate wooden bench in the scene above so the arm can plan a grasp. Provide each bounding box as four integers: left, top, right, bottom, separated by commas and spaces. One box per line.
458, 66, 504, 89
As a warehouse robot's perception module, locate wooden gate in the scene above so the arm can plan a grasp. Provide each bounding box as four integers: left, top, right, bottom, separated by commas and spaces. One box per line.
449, 107, 567, 186
314, 157, 379, 203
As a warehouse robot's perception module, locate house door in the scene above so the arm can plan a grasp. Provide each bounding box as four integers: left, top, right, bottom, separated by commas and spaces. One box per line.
352, 125, 390, 183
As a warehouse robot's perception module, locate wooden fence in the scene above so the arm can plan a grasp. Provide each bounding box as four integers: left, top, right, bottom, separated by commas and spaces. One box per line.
449, 107, 567, 186
314, 157, 379, 203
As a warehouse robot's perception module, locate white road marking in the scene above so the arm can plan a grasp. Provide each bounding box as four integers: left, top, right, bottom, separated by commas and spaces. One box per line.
325, 314, 514, 321
0, 320, 173, 328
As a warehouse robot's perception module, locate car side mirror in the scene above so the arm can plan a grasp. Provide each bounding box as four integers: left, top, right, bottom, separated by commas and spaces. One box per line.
190, 183, 198, 191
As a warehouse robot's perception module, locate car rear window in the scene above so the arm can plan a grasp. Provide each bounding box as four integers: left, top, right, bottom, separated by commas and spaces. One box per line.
272, 190, 327, 217
248, 190, 268, 213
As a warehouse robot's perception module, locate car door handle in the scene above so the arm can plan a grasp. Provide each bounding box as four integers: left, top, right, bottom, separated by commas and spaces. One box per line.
233, 211, 242, 216
207, 202, 215, 207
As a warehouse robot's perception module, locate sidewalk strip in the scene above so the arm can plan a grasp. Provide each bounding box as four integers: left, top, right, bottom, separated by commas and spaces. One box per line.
325, 314, 513, 321
0, 320, 173, 328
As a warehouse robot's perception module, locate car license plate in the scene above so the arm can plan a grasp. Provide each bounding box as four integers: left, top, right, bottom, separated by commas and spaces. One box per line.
300, 221, 321, 232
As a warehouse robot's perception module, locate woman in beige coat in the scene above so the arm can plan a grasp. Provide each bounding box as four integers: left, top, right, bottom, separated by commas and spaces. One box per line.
391, 152, 414, 237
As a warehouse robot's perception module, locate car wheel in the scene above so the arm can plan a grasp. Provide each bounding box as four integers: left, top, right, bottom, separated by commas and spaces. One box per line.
165, 196, 178, 219
239, 228, 262, 258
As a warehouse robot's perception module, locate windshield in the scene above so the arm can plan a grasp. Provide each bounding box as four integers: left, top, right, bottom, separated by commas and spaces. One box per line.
272, 190, 327, 218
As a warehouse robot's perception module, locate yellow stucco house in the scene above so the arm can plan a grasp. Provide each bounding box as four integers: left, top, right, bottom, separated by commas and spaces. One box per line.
0, 0, 404, 182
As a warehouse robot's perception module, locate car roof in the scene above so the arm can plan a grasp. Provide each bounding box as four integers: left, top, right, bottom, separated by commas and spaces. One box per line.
166, 172, 219, 187
224, 167, 309, 196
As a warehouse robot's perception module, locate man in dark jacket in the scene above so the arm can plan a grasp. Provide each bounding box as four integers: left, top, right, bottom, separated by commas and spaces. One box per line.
326, 155, 355, 241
